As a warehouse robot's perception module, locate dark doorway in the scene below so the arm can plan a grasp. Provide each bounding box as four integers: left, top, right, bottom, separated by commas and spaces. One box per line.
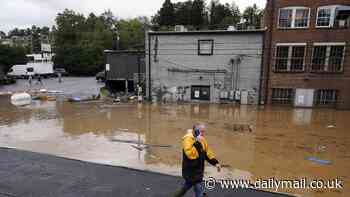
127, 80, 135, 93
191, 86, 210, 101
107, 80, 126, 93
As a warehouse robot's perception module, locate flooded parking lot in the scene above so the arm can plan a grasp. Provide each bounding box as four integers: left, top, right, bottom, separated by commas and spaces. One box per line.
0, 78, 349, 197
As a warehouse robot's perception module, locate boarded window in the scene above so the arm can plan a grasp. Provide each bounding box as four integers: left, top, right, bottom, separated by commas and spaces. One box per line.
198, 40, 213, 55
272, 88, 294, 104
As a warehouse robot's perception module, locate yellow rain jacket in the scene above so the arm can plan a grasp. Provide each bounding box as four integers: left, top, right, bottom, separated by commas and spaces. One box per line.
182, 132, 219, 183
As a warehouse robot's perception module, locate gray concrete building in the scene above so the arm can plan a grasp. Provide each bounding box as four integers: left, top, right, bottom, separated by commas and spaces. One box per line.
146, 30, 265, 104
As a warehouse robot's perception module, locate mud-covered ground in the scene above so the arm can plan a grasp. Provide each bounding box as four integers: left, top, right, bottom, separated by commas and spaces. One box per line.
0, 77, 349, 197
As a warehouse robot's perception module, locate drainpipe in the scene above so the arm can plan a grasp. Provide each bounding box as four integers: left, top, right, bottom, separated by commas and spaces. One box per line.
148, 33, 152, 102
264, 0, 274, 105
258, 32, 266, 105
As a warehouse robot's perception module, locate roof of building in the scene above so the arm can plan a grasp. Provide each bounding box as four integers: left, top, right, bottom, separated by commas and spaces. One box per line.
104, 50, 145, 54
148, 29, 265, 36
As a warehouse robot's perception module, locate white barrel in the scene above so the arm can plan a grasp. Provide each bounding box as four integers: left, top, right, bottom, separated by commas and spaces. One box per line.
11, 93, 32, 106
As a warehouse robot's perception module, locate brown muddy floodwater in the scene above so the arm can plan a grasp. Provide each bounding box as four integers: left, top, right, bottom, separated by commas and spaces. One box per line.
0, 96, 349, 197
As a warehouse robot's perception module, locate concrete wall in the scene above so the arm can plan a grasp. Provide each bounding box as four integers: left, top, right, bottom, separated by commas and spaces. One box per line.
146, 31, 264, 103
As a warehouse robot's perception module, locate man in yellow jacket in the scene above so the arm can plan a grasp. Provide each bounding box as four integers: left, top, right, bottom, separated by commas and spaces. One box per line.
173, 123, 221, 197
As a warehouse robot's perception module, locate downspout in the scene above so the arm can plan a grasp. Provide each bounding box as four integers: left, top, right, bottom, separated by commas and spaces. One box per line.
148, 33, 152, 102
264, 0, 274, 104
258, 32, 266, 105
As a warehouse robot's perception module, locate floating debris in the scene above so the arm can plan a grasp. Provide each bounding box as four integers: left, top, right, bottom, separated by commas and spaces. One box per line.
227, 123, 254, 133
306, 157, 332, 165
327, 125, 336, 129
131, 145, 147, 151
68, 95, 100, 103
111, 139, 173, 148
10, 92, 32, 106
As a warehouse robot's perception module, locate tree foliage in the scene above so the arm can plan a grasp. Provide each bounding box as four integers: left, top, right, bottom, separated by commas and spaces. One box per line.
242, 4, 264, 29
53, 9, 148, 76
152, 0, 249, 30
53, 9, 114, 76
0, 44, 27, 74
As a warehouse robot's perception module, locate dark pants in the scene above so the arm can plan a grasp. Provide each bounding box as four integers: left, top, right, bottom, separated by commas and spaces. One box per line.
173, 180, 204, 197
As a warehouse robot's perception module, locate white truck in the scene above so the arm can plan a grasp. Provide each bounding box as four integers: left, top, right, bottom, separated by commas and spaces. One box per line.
7, 53, 54, 78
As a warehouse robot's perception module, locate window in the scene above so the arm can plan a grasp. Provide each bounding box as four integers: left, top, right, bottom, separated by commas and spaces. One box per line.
311, 43, 345, 72
317, 8, 332, 27
275, 44, 306, 72
295, 9, 310, 27
198, 40, 213, 55
291, 46, 306, 70
311, 46, 327, 71
316, 5, 350, 28
272, 88, 294, 104
278, 7, 310, 28
275, 46, 289, 70
279, 9, 293, 28
315, 89, 338, 105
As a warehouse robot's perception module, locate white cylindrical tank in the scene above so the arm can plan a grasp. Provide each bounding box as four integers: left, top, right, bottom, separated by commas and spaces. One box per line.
11, 93, 32, 106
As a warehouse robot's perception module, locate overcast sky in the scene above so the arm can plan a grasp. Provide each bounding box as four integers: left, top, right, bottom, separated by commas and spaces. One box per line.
0, 0, 266, 34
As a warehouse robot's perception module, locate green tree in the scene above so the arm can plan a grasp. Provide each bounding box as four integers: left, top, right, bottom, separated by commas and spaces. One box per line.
242, 4, 263, 29
31, 26, 41, 53
157, 0, 175, 26
117, 18, 146, 50
0, 44, 27, 74
191, 0, 207, 28
54, 9, 115, 75
174, 1, 193, 25
0, 31, 6, 38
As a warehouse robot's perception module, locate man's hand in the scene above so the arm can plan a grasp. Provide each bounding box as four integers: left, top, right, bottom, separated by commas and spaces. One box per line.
193, 141, 203, 152
216, 163, 221, 172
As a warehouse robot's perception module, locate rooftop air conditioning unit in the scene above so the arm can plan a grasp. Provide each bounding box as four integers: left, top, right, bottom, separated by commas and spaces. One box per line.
227, 26, 236, 31
175, 25, 187, 32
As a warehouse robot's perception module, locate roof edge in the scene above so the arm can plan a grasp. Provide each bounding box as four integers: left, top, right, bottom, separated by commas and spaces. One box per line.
148, 29, 266, 35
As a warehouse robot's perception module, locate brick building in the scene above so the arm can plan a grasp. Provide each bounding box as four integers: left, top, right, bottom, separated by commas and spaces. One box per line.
262, 0, 350, 109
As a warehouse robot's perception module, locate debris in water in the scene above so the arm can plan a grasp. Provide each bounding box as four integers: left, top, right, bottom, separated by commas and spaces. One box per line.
10, 92, 32, 106
305, 157, 332, 165
316, 145, 327, 152
111, 139, 173, 148
327, 125, 336, 128
228, 124, 254, 133
68, 95, 100, 103
131, 145, 148, 151
39, 89, 48, 93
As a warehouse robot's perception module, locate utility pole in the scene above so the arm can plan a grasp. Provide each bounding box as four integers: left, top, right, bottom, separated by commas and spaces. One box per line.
230, 59, 235, 91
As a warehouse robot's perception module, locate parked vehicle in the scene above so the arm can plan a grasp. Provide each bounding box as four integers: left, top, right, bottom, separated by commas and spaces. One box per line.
54, 68, 68, 76
7, 65, 27, 78
7, 53, 54, 78
96, 71, 106, 82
